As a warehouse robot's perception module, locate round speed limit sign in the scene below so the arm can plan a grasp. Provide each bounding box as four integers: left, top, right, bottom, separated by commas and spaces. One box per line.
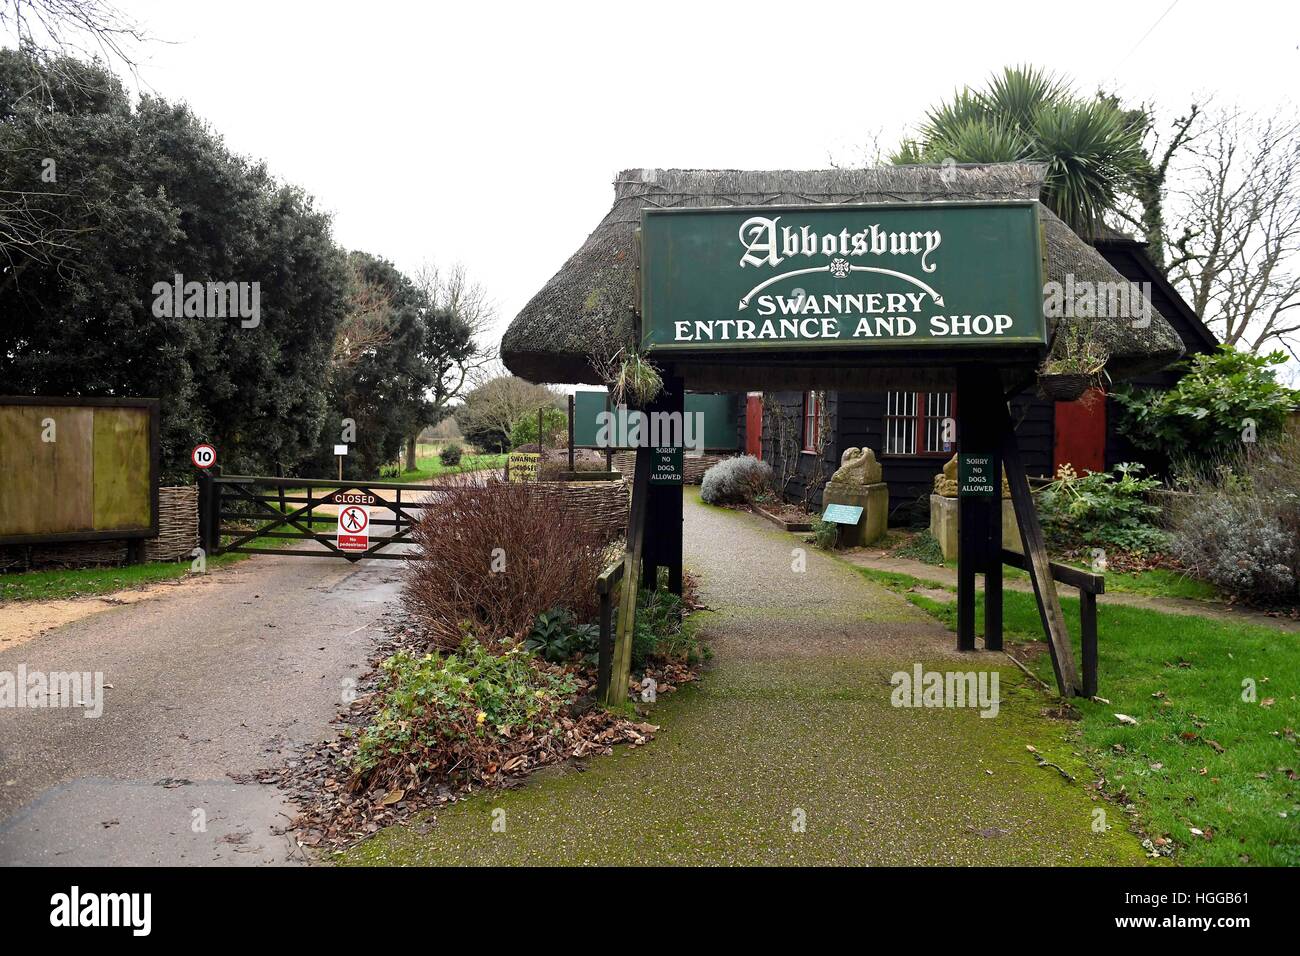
191, 443, 217, 469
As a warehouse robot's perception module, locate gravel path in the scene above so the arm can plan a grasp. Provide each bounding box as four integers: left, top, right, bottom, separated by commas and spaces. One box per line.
348, 490, 1150, 866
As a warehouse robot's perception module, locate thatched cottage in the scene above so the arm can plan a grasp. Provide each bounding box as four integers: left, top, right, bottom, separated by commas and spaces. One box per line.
503, 164, 1203, 519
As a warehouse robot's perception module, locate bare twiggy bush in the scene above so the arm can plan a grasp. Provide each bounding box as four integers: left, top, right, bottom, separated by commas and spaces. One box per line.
404, 475, 606, 649
1169, 431, 1300, 602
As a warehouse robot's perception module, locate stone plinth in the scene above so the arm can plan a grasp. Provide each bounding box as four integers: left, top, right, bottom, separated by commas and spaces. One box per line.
823, 482, 888, 547
929, 494, 1023, 562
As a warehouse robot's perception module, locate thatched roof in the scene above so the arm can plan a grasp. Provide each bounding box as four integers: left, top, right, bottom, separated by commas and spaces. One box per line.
502, 164, 1183, 386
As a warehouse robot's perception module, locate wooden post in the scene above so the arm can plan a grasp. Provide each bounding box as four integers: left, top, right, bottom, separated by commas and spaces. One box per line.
604, 393, 613, 472
955, 368, 991, 651
197, 472, 215, 554
1081, 591, 1098, 698
538, 406, 544, 452
568, 394, 575, 472
606, 448, 650, 707
984, 398, 1004, 653
597, 582, 616, 702
640, 374, 684, 595
998, 403, 1080, 696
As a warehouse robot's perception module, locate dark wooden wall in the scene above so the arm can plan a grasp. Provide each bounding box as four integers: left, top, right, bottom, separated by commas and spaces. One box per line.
761, 387, 1054, 526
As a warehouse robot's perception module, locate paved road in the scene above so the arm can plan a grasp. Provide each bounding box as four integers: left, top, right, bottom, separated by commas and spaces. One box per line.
0, 552, 401, 865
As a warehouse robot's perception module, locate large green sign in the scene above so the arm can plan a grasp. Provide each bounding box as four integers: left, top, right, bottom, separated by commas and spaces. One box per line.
641, 202, 1046, 352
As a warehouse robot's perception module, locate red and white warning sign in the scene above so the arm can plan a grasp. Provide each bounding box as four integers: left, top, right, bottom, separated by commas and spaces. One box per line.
191, 443, 216, 469
336, 504, 370, 553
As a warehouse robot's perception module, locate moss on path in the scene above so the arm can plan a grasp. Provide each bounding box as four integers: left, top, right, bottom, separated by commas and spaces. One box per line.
344, 490, 1150, 866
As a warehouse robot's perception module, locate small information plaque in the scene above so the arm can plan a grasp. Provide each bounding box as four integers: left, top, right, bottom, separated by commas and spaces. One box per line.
958, 453, 997, 498
822, 503, 864, 525
507, 452, 540, 482
648, 446, 683, 485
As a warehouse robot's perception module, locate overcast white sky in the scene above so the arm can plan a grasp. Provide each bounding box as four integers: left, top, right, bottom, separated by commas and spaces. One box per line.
48, 1, 1300, 362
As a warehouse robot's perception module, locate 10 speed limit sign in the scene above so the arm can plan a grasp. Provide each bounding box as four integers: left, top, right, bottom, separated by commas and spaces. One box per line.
191, 443, 217, 469
336, 504, 370, 553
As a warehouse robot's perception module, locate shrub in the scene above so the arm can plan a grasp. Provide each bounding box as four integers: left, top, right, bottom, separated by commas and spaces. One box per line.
1113, 347, 1298, 463
1035, 462, 1168, 552
509, 407, 566, 449
700, 455, 772, 505
404, 475, 607, 649
438, 443, 463, 466
1167, 434, 1300, 602
350, 640, 576, 788
811, 518, 838, 550
524, 607, 599, 663
894, 530, 944, 565
631, 586, 702, 668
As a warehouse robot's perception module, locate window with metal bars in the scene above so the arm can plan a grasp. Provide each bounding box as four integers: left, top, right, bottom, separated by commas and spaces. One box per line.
882, 391, 954, 456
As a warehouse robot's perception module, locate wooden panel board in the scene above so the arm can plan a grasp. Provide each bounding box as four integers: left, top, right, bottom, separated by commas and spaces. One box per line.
93, 406, 152, 531
0, 405, 94, 535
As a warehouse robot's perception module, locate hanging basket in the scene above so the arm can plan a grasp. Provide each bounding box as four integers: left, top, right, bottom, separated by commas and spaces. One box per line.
1036, 372, 1095, 402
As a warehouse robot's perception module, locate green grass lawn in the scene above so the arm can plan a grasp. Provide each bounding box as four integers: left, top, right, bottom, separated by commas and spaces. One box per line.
1, 549, 254, 602
0, 527, 301, 603
390, 451, 505, 483
855, 564, 1300, 866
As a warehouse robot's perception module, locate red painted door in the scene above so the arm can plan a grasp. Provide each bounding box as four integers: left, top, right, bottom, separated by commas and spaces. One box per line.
745, 393, 763, 458
1053, 387, 1107, 475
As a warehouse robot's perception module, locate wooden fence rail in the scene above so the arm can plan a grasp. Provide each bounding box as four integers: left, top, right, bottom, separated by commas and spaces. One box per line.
1000, 548, 1104, 697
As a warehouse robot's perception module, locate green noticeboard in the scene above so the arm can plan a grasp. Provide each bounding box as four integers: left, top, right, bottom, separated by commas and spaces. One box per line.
958, 453, 997, 498
648, 446, 683, 485
641, 202, 1046, 352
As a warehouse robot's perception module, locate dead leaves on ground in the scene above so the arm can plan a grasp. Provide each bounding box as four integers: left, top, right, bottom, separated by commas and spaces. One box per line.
269, 609, 693, 851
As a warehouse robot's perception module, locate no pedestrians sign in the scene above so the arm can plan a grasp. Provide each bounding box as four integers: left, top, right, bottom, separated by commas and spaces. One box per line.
336, 504, 370, 553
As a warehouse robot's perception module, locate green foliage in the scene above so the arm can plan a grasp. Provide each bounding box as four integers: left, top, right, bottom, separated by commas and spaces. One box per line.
811, 518, 838, 551
524, 608, 599, 663
893, 530, 945, 565
438, 443, 463, 466
893, 65, 1149, 236
509, 406, 567, 449
0, 49, 348, 483
607, 349, 664, 408
1036, 462, 1168, 552
1113, 347, 1298, 463
455, 376, 560, 453
351, 641, 576, 777
308, 251, 451, 480
632, 587, 701, 669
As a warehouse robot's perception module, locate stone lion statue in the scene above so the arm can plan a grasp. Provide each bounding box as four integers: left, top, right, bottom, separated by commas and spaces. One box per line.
829, 446, 882, 485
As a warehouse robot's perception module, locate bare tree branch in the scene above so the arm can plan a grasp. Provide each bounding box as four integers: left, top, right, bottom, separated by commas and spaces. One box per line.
1165, 107, 1300, 355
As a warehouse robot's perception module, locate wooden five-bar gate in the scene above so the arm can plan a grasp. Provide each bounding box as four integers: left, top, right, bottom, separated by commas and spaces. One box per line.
197, 473, 436, 561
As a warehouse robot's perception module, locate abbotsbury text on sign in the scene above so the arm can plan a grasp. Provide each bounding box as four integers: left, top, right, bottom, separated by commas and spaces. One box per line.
640, 202, 1047, 352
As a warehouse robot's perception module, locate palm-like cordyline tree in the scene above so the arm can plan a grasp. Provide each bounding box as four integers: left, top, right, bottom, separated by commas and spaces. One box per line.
893, 66, 1151, 239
